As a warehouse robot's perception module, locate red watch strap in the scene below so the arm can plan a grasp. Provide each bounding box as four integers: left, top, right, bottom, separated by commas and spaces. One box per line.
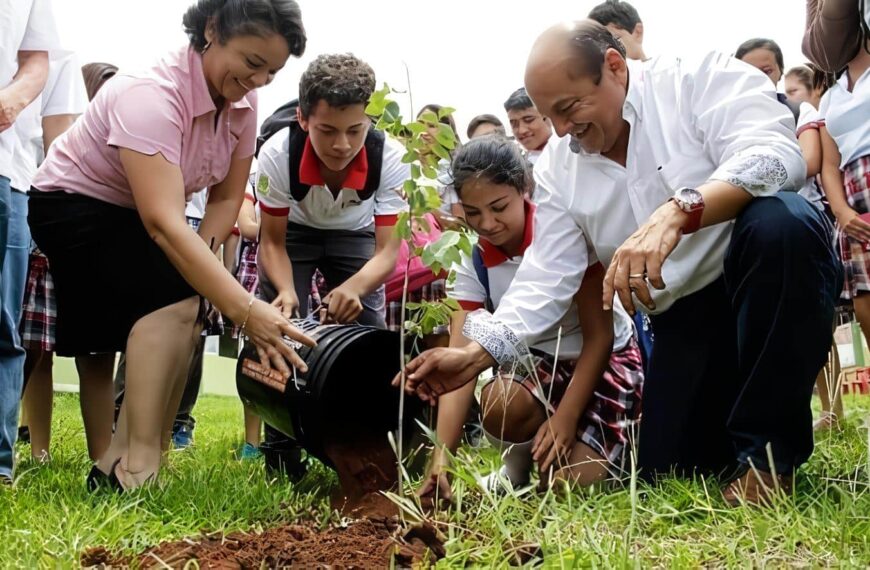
682, 208, 703, 234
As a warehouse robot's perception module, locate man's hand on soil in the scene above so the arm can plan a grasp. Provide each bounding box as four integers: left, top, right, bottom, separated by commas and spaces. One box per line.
392, 343, 495, 404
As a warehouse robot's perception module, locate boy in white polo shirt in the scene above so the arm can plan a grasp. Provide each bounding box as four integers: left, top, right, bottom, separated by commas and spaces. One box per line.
255, 53, 408, 327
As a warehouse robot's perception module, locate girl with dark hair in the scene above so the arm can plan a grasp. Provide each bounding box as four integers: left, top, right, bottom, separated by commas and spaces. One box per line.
416, 136, 643, 502
28, 0, 312, 491
818, 34, 870, 430
416, 103, 463, 219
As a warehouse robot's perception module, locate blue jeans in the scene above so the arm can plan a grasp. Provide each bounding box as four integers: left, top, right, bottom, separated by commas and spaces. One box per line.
0, 184, 30, 478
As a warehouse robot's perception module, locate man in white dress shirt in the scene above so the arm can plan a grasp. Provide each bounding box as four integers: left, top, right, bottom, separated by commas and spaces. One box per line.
0, 0, 57, 484
399, 21, 841, 505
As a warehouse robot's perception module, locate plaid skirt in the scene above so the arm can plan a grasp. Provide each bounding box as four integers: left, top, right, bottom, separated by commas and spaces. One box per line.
838, 155, 870, 298
385, 278, 447, 333
19, 251, 55, 352
489, 339, 644, 473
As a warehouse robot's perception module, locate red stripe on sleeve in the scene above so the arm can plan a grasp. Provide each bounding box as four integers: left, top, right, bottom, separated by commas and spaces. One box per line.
260, 204, 290, 217
375, 213, 399, 227
457, 300, 485, 311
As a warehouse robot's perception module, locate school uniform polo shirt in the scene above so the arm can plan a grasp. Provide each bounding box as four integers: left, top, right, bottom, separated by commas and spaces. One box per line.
449, 201, 634, 360
255, 127, 409, 230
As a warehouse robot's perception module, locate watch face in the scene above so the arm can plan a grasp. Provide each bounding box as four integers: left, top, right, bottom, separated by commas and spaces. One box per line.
677, 188, 703, 207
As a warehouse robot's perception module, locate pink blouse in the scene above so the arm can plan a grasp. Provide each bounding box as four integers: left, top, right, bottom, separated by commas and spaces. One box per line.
32, 44, 258, 208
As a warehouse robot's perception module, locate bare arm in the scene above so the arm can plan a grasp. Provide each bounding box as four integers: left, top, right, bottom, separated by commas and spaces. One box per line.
323, 222, 402, 323
799, 127, 823, 178
0, 50, 49, 133
121, 149, 313, 374
237, 198, 259, 241
41, 114, 79, 152
197, 155, 251, 253
551, 264, 613, 421
533, 264, 614, 472
339, 223, 402, 297
820, 126, 849, 217
432, 310, 477, 456
258, 211, 299, 317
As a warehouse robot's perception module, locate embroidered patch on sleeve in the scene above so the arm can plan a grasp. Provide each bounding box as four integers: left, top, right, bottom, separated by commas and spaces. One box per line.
257, 173, 270, 196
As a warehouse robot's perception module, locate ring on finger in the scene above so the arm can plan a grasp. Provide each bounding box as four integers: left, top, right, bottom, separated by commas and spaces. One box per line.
629, 273, 647, 280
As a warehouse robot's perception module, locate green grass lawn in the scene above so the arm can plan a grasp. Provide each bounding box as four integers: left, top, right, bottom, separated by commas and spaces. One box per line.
1, 392, 868, 567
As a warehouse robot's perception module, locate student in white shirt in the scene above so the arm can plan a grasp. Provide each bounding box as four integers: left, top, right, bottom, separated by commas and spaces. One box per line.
400, 21, 840, 507
0, 0, 57, 484
417, 136, 642, 503
256, 54, 407, 328
16, 52, 103, 464
504, 87, 552, 166
818, 36, 870, 423
793, 67, 844, 431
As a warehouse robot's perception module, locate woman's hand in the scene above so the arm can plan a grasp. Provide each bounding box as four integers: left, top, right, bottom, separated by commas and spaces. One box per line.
532, 409, 580, 476
836, 207, 870, 243
241, 299, 315, 377
271, 289, 300, 319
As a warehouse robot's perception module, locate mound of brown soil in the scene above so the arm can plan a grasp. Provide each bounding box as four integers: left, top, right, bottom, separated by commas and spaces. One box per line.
81, 517, 444, 569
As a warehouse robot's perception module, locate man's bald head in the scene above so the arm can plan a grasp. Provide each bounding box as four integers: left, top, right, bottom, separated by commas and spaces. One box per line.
523, 20, 631, 158
526, 20, 626, 86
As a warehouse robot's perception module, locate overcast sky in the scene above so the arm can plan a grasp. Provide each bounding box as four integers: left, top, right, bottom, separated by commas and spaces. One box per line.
54, 0, 807, 138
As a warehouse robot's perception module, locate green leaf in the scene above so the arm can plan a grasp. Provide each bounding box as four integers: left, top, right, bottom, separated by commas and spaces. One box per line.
431, 143, 450, 161
410, 164, 421, 180
365, 84, 390, 117
402, 179, 416, 196
383, 101, 401, 124
422, 165, 437, 179
437, 106, 456, 119
407, 122, 427, 136
435, 124, 456, 149
419, 111, 439, 125
401, 150, 419, 164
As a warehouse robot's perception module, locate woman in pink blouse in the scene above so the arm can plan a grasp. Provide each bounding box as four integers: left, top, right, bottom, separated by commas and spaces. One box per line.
28, 0, 310, 491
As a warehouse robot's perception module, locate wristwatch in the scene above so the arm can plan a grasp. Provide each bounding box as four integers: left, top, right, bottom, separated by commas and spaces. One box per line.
669, 187, 704, 234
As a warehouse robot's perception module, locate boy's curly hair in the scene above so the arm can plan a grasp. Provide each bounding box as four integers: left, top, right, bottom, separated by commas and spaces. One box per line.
298, 53, 376, 117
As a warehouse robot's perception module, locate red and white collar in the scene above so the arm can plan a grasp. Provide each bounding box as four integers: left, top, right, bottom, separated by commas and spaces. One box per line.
298, 137, 369, 191
478, 199, 535, 268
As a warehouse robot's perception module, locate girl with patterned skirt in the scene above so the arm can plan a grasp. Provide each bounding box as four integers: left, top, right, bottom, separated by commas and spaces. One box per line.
417, 137, 643, 503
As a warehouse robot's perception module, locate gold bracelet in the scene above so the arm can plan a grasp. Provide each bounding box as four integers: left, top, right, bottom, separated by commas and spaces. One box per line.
239, 296, 255, 332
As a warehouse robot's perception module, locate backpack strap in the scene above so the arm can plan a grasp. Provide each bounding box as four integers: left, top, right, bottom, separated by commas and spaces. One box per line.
471, 246, 494, 313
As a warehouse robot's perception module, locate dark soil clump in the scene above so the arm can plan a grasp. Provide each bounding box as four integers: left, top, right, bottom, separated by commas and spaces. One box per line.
81, 517, 444, 568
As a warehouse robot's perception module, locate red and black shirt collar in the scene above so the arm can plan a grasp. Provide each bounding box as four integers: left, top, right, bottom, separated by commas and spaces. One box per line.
478, 199, 536, 268
298, 137, 369, 191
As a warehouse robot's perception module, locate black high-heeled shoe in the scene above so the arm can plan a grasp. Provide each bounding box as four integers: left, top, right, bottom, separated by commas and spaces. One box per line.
106, 458, 125, 493
87, 458, 124, 494
86, 465, 110, 493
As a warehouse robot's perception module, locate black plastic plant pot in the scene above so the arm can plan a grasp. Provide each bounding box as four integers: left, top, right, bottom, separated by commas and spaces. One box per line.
236, 321, 425, 469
